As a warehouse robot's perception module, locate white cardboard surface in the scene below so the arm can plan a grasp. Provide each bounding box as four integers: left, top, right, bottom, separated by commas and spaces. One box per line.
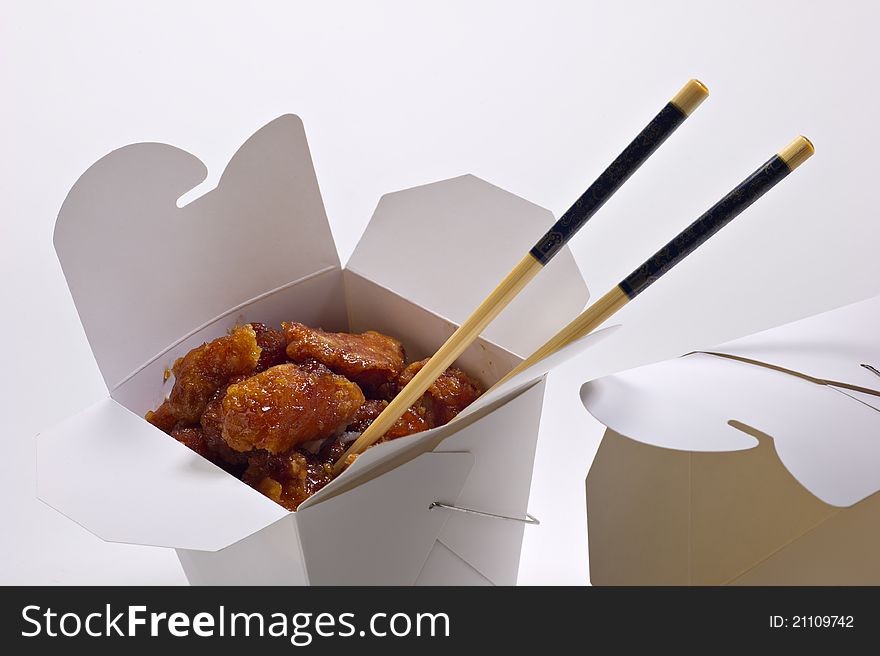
54, 114, 338, 390
581, 294, 880, 507
434, 379, 547, 584
295, 452, 474, 585
176, 516, 308, 586
37, 398, 287, 550
347, 174, 589, 357
414, 541, 493, 586
711, 294, 880, 410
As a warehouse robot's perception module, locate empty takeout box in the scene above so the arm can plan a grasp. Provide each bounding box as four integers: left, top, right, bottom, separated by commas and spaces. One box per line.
39, 115, 608, 585
581, 294, 880, 585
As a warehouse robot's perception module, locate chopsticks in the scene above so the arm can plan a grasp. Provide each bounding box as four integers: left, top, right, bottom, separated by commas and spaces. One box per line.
332, 79, 709, 473
492, 135, 816, 389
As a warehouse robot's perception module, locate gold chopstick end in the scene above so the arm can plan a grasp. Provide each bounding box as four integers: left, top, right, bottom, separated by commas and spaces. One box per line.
779, 135, 815, 171
670, 79, 709, 116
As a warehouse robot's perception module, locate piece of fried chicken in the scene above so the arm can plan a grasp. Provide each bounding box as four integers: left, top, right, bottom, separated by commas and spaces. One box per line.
345, 398, 432, 440
396, 359, 484, 425
250, 322, 289, 372
169, 425, 248, 474
243, 449, 332, 511
283, 322, 405, 394
164, 325, 261, 424
221, 363, 365, 454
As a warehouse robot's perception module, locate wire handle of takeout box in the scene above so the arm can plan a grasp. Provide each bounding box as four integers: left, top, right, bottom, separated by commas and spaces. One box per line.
861, 364, 880, 379
428, 501, 540, 525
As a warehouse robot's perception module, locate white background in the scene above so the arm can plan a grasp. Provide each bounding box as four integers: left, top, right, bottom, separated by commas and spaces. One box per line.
2, 0, 879, 585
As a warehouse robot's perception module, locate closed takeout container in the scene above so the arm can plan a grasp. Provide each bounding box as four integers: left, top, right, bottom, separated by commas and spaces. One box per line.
581, 295, 880, 585
40, 115, 608, 585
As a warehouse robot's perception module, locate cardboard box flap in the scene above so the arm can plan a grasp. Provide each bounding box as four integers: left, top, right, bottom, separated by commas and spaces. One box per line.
709, 294, 880, 410
53, 114, 339, 390
296, 452, 474, 585
36, 398, 288, 551
346, 174, 589, 357
581, 352, 880, 507
433, 378, 548, 584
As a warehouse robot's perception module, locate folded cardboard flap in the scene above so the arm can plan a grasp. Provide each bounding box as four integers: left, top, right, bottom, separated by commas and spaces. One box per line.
581, 294, 880, 507
434, 379, 547, 584
36, 398, 288, 551
296, 452, 474, 585
53, 115, 339, 390
582, 352, 880, 506
711, 294, 880, 394
581, 355, 760, 453
347, 174, 589, 358
587, 428, 880, 585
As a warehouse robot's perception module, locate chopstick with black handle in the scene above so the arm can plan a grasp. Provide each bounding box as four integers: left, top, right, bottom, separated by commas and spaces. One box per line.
332, 80, 709, 472
494, 135, 815, 387
529, 79, 709, 263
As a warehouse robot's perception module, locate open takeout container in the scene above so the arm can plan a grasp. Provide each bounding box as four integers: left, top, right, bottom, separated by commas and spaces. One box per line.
581, 294, 880, 585
39, 115, 613, 585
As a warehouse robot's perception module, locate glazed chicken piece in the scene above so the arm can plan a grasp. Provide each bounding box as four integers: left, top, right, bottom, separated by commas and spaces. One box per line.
149, 386, 252, 469
345, 399, 433, 440
243, 449, 332, 511
145, 400, 177, 433
169, 425, 246, 475
250, 323, 289, 372
165, 325, 261, 423
220, 363, 365, 454
345, 399, 386, 433
198, 375, 252, 467
283, 322, 406, 394
315, 400, 432, 474
385, 405, 433, 439
316, 434, 351, 465
170, 425, 214, 460
397, 359, 484, 425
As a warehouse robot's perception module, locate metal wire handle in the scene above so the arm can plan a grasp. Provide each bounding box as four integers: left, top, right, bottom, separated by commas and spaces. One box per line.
429, 501, 540, 525
861, 364, 880, 379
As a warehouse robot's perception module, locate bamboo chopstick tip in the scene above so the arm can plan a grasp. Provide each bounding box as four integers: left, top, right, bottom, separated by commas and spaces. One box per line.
670, 79, 709, 115
779, 135, 815, 171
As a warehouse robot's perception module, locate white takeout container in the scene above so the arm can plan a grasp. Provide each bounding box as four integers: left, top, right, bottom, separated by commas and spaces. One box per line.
40, 115, 612, 585
581, 295, 880, 585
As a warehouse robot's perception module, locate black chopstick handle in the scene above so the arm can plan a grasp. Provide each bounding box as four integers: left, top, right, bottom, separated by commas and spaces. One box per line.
529, 80, 708, 265
618, 137, 814, 299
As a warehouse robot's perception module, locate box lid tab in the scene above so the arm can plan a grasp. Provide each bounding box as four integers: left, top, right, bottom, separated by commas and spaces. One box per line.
53, 115, 339, 390
346, 175, 589, 357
